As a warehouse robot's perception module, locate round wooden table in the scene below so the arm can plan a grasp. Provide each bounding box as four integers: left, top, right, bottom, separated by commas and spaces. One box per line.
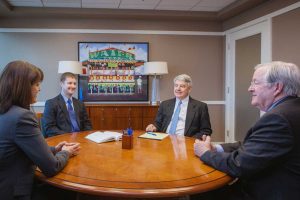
35, 130, 232, 198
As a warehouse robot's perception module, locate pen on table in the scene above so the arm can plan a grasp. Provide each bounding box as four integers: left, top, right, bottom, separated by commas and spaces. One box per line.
147, 132, 157, 136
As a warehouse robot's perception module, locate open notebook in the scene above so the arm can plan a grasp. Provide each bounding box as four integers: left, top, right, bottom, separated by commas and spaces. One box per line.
85, 131, 122, 143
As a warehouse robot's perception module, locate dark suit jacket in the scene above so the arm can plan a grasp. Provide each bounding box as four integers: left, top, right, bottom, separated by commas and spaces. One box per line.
154, 97, 212, 138
42, 94, 92, 137
201, 96, 300, 200
0, 106, 69, 200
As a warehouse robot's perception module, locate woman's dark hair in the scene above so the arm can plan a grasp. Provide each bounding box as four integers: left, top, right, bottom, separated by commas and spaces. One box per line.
0, 60, 44, 114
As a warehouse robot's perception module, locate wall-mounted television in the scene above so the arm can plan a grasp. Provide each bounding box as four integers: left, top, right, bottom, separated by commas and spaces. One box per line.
78, 42, 149, 102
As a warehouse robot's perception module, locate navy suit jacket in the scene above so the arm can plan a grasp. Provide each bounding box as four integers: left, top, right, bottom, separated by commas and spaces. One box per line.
0, 106, 69, 200
42, 94, 92, 137
154, 97, 212, 138
201, 96, 300, 200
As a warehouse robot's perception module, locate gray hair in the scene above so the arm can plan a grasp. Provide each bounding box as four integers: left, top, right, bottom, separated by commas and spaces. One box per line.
255, 61, 300, 96
173, 74, 192, 87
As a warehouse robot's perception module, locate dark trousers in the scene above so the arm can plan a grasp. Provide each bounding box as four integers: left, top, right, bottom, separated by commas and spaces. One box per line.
32, 180, 76, 200
190, 179, 246, 200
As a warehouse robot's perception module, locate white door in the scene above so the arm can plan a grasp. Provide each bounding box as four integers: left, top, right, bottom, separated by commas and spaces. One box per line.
225, 20, 271, 142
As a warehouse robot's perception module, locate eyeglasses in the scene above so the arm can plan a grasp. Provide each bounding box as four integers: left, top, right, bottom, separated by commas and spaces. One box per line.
249, 80, 269, 87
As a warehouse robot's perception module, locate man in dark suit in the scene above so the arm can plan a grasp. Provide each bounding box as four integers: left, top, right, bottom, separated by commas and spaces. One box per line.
194, 61, 300, 200
146, 74, 212, 138
42, 72, 92, 137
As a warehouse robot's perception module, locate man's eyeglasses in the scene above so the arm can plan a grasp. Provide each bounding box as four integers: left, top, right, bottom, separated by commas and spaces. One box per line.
249, 80, 269, 87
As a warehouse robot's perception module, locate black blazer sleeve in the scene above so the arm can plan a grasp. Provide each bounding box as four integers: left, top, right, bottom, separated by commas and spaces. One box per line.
221, 141, 242, 152
200, 113, 294, 178
42, 99, 66, 137
16, 110, 69, 177
154, 100, 175, 132
154, 101, 168, 132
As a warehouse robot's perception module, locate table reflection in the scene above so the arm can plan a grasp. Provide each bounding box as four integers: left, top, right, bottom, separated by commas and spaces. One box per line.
170, 135, 187, 160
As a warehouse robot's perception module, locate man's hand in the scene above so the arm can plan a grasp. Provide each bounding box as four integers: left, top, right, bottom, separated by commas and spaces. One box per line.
194, 135, 213, 157
146, 124, 157, 132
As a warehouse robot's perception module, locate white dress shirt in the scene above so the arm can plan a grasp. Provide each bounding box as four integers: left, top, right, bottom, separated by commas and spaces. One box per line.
166, 96, 189, 135
61, 92, 74, 111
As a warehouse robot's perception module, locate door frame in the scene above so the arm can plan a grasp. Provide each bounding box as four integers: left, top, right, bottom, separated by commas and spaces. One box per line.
225, 20, 272, 142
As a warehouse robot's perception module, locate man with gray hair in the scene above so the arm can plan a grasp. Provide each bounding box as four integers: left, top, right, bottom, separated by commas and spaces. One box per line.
146, 74, 212, 138
194, 61, 300, 199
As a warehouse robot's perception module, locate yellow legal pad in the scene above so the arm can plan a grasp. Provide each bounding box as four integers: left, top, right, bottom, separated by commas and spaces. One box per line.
138, 132, 169, 140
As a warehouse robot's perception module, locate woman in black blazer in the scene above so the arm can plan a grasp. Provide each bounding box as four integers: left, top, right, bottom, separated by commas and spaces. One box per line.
0, 61, 80, 200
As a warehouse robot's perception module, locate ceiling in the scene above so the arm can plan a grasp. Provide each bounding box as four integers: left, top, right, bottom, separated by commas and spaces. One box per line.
0, 0, 269, 21
6, 0, 238, 12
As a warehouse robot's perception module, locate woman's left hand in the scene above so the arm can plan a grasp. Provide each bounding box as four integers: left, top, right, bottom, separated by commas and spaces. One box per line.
54, 141, 67, 153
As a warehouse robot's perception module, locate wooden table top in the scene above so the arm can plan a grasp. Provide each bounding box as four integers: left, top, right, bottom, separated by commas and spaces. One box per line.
35, 130, 232, 198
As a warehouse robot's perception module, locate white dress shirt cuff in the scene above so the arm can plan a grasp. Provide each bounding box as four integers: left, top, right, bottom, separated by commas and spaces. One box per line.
214, 144, 224, 152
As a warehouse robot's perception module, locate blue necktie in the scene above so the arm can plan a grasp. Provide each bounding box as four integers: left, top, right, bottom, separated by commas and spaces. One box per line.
67, 99, 80, 132
168, 101, 182, 134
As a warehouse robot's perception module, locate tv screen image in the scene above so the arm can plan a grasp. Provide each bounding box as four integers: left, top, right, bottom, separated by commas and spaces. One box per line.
78, 42, 149, 102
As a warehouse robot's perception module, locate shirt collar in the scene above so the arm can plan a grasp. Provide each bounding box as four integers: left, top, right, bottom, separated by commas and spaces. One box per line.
176, 96, 189, 105
266, 95, 291, 112
61, 92, 72, 104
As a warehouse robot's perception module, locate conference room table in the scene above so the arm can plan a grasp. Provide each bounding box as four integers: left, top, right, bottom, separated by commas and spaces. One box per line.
35, 130, 233, 198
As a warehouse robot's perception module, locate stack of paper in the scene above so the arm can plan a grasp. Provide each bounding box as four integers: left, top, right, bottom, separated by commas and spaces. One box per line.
85, 131, 122, 143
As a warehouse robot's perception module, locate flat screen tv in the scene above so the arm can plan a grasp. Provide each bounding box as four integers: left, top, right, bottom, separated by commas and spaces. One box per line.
78, 42, 149, 102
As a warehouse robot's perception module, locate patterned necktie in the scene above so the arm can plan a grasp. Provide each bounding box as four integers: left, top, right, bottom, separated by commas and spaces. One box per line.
168, 101, 182, 134
67, 99, 80, 132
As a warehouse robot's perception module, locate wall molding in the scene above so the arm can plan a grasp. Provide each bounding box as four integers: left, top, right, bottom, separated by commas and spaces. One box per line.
31, 100, 225, 107
203, 101, 225, 105
0, 28, 224, 36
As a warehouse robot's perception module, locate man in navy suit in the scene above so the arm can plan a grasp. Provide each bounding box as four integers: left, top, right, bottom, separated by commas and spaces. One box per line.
194, 61, 300, 200
146, 74, 212, 138
42, 72, 92, 137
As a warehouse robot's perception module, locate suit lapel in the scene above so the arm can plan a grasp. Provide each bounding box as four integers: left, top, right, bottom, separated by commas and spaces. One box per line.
164, 99, 176, 132
185, 97, 196, 134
